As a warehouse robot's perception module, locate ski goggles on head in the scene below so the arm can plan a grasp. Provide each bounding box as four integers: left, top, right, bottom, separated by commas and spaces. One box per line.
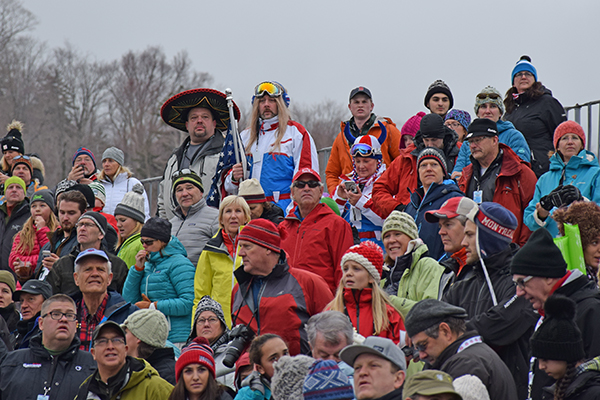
476, 93, 501, 100
351, 143, 378, 158
254, 81, 283, 98
171, 168, 194, 179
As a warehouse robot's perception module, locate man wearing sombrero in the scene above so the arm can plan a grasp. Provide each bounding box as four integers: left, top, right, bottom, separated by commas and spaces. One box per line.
158, 89, 240, 219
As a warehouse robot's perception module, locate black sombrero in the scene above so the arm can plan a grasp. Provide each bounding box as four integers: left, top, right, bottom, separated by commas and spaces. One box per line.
160, 88, 241, 132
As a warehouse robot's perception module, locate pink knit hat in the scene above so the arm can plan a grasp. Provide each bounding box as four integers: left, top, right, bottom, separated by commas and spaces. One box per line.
553, 120, 586, 150
401, 112, 426, 139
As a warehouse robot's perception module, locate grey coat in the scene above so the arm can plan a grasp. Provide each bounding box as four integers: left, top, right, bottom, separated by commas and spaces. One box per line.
170, 198, 219, 266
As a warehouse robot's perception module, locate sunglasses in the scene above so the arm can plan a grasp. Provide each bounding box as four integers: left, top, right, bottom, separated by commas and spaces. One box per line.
254, 81, 283, 98
350, 143, 376, 158
171, 168, 193, 179
513, 275, 533, 289
293, 180, 320, 189
476, 93, 501, 100
13, 155, 31, 161
140, 239, 156, 246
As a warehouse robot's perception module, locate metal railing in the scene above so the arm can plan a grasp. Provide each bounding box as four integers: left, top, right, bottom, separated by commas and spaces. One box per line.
565, 100, 600, 156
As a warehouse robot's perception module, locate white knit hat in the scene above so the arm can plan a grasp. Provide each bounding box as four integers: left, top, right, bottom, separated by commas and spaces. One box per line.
453, 375, 490, 400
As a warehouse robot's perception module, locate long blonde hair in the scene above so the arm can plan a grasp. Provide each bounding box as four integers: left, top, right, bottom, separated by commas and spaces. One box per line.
326, 273, 393, 335
15, 212, 59, 254
97, 164, 133, 182
245, 96, 291, 153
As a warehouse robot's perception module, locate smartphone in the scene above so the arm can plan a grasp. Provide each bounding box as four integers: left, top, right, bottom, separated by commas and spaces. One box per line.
344, 181, 358, 194
42, 250, 51, 259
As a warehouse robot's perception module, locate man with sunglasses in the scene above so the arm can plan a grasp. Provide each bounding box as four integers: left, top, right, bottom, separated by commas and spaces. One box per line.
76, 321, 173, 399
511, 228, 600, 399
280, 168, 354, 293
159, 88, 238, 220
457, 118, 536, 246
405, 299, 517, 400
325, 86, 401, 194
47, 212, 128, 296
225, 81, 319, 213
0, 294, 97, 399
451, 86, 531, 180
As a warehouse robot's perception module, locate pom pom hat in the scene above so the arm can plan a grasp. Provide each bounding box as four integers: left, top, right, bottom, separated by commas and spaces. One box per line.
175, 337, 216, 380
340, 241, 384, 285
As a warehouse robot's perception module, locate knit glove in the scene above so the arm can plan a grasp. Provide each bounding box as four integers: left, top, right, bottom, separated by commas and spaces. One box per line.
540, 185, 582, 211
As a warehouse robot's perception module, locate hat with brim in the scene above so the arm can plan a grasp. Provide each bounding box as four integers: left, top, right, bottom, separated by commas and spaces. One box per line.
161, 88, 240, 132
340, 336, 406, 371
92, 321, 127, 347
425, 197, 478, 223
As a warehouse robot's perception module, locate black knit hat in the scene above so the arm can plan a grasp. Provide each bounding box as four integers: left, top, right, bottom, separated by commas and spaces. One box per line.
2, 121, 25, 154
140, 217, 172, 244
405, 299, 468, 338
419, 114, 447, 139
511, 228, 567, 278
530, 295, 585, 362
424, 80, 454, 110
67, 183, 95, 209
79, 211, 108, 236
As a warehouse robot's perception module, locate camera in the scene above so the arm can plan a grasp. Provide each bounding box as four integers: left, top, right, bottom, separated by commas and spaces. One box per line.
222, 325, 255, 368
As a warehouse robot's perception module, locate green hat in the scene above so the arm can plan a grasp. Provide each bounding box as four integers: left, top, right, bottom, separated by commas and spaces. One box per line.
382, 210, 418, 240
402, 370, 462, 399
4, 175, 26, 193
0, 271, 16, 293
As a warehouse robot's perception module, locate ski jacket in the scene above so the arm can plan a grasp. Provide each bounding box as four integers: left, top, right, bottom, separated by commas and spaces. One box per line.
117, 232, 143, 269
171, 197, 219, 266
100, 171, 150, 218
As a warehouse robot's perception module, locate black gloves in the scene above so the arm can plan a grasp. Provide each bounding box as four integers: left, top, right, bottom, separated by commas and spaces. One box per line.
539, 185, 582, 211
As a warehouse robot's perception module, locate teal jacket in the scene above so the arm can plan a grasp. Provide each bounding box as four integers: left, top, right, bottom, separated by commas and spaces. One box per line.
122, 236, 195, 343
524, 149, 600, 237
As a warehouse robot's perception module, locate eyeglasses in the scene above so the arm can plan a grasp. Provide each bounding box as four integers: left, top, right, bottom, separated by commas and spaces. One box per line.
468, 136, 492, 145
94, 337, 126, 347
445, 121, 462, 129
293, 180, 320, 189
514, 72, 534, 79
76, 222, 97, 229
197, 317, 220, 325
140, 239, 156, 246
476, 93, 501, 100
513, 275, 534, 289
254, 81, 283, 98
350, 143, 376, 158
42, 311, 77, 322
172, 169, 193, 179
414, 339, 429, 353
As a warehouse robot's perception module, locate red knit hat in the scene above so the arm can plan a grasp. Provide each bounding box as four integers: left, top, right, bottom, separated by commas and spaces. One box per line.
237, 218, 281, 253
175, 337, 216, 381
340, 241, 384, 284
553, 120, 586, 150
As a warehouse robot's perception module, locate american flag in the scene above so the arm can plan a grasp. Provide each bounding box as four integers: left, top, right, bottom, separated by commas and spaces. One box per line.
206, 126, 250, 208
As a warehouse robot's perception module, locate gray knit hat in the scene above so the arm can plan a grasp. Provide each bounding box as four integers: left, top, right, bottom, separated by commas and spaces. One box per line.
30, 189, 55, 212
88, 182, 106, 205
102, 146, 125, 166
474, 86, 505, 115
272, 355, 315, 400
382, 211, 418, 240
114, 183, 146, 223
121, 309, 169, 348
192, 295, 227, 334
405, 299, 468, 338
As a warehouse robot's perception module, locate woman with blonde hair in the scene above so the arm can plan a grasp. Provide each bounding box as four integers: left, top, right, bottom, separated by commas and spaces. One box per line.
224, 81, 319, 212
327, 241, 404, 343
114, 183, 146, 268
9, 190, 58, 283
194, 195, 250, 327
98, 146, 150, 218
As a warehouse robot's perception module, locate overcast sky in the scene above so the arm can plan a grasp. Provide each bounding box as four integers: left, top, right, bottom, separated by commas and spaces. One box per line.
22, 0, 600, 132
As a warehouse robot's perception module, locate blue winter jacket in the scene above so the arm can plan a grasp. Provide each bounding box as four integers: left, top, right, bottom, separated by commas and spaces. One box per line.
122, 236, 195, 343
453, 119, 531, 173
524, 149, 600, 237
405, 180, 464, 261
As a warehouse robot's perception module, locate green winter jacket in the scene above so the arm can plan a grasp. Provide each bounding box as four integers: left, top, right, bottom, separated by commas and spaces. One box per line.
74, 357, 173, 400
117, 232, 144, 269
382, 240, 445, 318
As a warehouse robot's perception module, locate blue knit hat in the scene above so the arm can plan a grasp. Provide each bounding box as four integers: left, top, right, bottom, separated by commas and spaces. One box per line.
445, 109, 471, 132
471, 202, 517, 259
303, 359, 354, 400
72, 147, 97, 169
511, 55, 538, 84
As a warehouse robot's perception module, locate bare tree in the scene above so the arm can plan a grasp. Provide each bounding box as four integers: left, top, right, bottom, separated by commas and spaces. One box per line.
291, 99, 347, 150
0, 0, 37, 52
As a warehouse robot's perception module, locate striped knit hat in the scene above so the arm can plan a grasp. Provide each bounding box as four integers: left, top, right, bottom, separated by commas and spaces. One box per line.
303, 359, 354, 400
239, 178, 267, 204
88, 182, 106, 205
72, 147, 96, 169
511, 55, 537, 83
176, 336, 216, 380
238, 218, 281, 253
341, 241, 384, 284
382, 211, 418, 241
417, 147, 448, 178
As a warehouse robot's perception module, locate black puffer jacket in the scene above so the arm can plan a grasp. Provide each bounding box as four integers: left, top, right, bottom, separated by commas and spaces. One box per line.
0, 334, 96, 399
504, 86, 566, 177
541, 369, 600, 400
443, 244, 539, 400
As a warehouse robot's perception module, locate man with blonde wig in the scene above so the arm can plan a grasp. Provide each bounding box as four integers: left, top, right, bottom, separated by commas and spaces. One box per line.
225, 81, 319, 212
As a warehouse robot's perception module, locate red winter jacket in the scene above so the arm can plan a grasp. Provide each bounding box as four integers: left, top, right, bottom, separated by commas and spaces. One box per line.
458, 144, 537, 246
341, 288, 404, 344
370, 144, 418, 218
231, 255, 333, 356
280, 204, 354, 293
9, 225, 51, 272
